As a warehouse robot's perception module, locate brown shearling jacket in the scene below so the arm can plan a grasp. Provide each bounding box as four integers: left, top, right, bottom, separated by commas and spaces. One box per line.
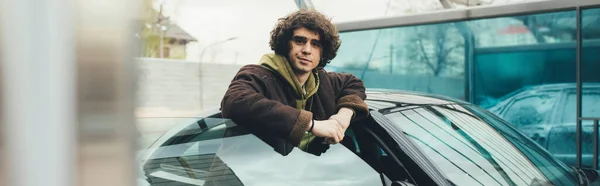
221, 64, 369, 155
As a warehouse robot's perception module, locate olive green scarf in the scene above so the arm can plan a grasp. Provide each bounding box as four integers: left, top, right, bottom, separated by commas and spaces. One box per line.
259, 53, 318, 150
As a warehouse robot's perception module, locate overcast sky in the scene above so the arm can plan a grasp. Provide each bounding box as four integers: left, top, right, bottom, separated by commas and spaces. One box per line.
157, 0, 405, 64
156, 0, 538, 64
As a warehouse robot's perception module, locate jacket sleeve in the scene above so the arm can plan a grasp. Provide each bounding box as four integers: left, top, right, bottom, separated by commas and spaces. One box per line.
221, 66, 311, 146
326, 71, 369, 119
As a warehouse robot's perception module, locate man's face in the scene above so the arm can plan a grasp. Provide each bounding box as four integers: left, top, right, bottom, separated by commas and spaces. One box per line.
288, 27, 322, 75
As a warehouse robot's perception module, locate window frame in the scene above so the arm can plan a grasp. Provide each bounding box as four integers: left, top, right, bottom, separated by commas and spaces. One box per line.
369, 110, 454, 186
347, 117, 419, 184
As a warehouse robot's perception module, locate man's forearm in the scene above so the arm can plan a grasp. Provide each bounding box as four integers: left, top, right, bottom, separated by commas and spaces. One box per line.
308, 108, 353, 132
337, 107, 354, 118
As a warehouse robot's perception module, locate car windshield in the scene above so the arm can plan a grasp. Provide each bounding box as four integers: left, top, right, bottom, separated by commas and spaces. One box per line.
382, 103, 579, 186
137, 117, 383, 186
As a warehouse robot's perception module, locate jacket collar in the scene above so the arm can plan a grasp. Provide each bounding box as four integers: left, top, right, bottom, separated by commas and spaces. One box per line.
259, 53, 319, 101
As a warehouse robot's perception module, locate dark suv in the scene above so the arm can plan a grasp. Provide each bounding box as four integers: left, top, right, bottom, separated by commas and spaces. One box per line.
489, 83, 600, 141
488, 83, 600, 167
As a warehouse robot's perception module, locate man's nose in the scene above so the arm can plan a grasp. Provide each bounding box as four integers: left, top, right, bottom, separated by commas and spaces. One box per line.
301, 43, 311, 54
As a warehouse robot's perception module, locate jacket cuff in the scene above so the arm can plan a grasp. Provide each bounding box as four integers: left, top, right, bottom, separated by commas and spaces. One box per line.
288, 110, 313, 146
337, 94, 369, 119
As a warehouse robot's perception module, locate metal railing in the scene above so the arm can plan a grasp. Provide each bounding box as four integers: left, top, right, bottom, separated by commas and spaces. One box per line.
576, 2, 600, 169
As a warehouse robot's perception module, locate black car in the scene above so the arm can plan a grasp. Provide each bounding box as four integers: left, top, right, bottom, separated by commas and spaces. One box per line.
137, 90, 597, 186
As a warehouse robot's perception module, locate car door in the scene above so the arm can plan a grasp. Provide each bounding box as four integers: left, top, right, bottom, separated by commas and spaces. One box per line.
546, 124, 599, 168
139, 114, 388, 186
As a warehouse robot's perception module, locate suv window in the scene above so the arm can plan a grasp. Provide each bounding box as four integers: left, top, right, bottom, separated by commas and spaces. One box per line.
139, 117, 383, 186
503, 93, 558, 127
561, 92, 600, 122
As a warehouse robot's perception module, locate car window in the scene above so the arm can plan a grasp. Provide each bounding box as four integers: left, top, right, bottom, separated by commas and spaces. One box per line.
139, 117, 383, 186
561, 92, 600, 122
140, 118, 241, 186
503, 93, 558, 127
383, 104, 578, 186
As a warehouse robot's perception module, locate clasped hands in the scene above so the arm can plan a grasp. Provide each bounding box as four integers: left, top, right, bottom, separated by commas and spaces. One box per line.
309, 107, 354, 144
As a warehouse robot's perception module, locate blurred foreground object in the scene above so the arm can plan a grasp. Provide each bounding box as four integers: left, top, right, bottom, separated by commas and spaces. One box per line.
0, 0, 141, 186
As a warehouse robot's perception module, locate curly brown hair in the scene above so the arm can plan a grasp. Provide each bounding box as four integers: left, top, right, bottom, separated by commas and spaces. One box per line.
269, 9, 341, 68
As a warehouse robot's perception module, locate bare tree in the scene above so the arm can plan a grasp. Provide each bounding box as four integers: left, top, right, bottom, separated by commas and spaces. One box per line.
406, 24, 464, 77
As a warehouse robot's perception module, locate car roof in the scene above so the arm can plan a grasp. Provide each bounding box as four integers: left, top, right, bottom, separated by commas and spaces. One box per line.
509, 83, 600, 94
491, 83, 600, 104
365, 89, 470, 110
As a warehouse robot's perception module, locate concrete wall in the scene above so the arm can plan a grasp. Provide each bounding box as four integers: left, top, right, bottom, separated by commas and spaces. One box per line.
135, 58, 243, 147
135, 58, 243, 117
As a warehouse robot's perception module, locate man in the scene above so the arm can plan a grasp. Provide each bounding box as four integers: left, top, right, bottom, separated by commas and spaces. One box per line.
221, 9, 368, 156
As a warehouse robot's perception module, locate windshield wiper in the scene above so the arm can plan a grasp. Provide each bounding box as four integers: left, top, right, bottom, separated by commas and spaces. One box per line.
571, 167, 590, 186
372, 99, 480, 120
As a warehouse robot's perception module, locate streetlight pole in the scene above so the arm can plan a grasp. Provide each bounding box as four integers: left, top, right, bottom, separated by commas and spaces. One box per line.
156, 4, 169, 58
198, 37, 238, 63
159, 25, 167, 58
198, 37, 238, 111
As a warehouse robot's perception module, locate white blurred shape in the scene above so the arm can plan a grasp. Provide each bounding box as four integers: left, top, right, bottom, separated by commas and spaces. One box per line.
0, 0, 76, 186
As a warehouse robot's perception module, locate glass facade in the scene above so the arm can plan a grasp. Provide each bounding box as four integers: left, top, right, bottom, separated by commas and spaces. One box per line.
332, 6, 600, 169
472, 11, 577, 109
328, 22, 467, 99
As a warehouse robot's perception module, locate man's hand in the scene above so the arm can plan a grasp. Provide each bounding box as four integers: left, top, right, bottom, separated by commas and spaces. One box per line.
311, 120, 344, 144
330, 107, 354, 130
323, 108, 354, 144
